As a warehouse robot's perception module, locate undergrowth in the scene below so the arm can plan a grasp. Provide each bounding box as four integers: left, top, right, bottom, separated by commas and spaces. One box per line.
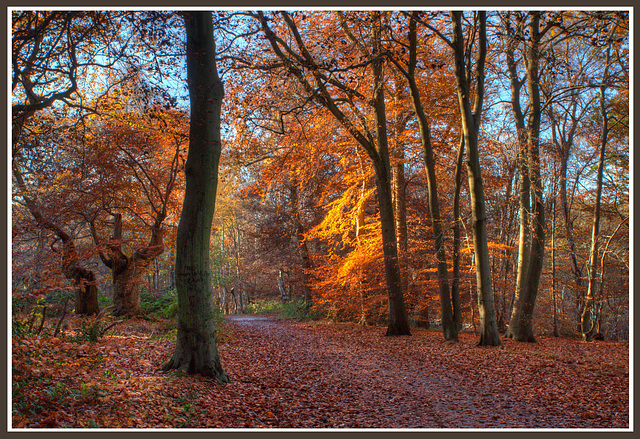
247, 298, 322, 321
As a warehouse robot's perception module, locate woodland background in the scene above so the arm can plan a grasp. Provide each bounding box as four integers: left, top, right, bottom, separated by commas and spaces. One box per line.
12, 10, 629, 338
11, 9, 630, 428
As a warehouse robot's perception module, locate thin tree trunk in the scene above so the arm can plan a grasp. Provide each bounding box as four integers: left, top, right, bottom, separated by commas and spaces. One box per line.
551, 186, 559, 337
505, 12, 545, 342
162, 11, 228, 381
581, 84, 611, 341
289, 181, 312, 306
559, 149, 584, 312
451, 134, 465, 333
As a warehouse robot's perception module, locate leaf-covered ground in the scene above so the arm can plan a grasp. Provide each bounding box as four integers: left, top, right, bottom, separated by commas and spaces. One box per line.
12, 314, 629, 429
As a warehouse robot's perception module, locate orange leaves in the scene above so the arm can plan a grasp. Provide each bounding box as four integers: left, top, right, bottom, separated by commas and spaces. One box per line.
12, 315, 630, 429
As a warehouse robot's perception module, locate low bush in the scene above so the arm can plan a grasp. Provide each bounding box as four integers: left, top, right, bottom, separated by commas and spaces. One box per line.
246, 299, 285, 315
141, 289, 178, 319
247, 298, 322, 321
72, 318, 106, 344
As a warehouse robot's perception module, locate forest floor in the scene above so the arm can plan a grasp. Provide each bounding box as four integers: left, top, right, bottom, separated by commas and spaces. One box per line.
12, 314, 629, 430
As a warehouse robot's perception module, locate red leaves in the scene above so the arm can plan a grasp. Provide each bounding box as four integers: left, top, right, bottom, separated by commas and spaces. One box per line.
12, 316, 629, 429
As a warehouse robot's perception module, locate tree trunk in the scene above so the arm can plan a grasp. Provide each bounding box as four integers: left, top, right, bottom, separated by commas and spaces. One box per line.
551, 189, 559, 337
509, 12, 546, 343
162, 11, 228, 381
278, 271, 288, 302
61, 248, 101, 316
503, 12, 547, 342
581, 78, 611, 341
391, 73, 409, 264
92, 213, 164, 317
450, 11, 501, 346
289, 181, 312, 306
398, 14, 456, 340
113, 265, 143, 316
371, 24, 410, 336
451, 134, 465, 333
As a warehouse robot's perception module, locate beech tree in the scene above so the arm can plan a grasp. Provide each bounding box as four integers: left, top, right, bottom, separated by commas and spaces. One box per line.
502, 11, 549, 342
11, 11, 128, 315
387, 12, 459, 341
85, 109, 186, 316
162, 11, 229, 380
449, 11, 501, 346
580, 13, 628, 341
254, 11, 411, 335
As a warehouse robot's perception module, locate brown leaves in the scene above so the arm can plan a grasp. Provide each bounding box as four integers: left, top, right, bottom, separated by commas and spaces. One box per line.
12, 315, 629, 429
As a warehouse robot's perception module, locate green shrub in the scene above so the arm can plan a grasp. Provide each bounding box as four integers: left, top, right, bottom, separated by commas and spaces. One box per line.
141, 289, 178, 318
282, 299, 322, 321
246, 299, 284, 315
72, 318, 105, 343
98, 290, 110, 308
158, 299, 178, 319
247, 298, 321, 321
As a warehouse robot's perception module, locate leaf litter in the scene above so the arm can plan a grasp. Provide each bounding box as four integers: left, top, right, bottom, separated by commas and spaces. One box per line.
12, 315, 629, 429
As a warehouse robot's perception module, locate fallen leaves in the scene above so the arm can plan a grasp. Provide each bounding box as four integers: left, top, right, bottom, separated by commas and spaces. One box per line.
11, 315, 629, 429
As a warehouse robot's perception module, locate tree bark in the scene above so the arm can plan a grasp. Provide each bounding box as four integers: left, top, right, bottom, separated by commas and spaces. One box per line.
90, 212, 164, 316
289, 180, 312, 306
581, 27, 616, 340
451, 134, 465, 333
162, 11, 228, 381
391, 13, 457, 341
370, 15, 410, 336
450, 11, 501, 347
503, 12, 547, 342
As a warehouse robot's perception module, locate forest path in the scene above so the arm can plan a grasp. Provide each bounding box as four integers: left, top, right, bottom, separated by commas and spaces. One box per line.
223, 315, 578, 428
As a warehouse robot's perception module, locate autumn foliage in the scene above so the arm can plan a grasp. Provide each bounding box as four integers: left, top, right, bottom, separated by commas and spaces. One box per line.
11, 9, 629, 430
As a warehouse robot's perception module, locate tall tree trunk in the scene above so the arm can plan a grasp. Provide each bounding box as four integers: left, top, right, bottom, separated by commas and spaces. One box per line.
504, 12, 545, 342
557, 131, 584, 314
391, 74, 409, 263
551, 188, 559, 337
289, 180, 312, 306
581, 33, 615, 339
162, 11, 228, 381
515, 12, 546, 343
450, 134, 465, 333
495, 164, 516, 332
370, 15, 410, 336
450, 11, 501, 346
391, 13, 457, 340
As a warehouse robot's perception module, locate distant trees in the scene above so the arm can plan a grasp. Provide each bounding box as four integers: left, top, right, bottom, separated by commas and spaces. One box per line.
12, 9, 629, 345
252, 10, 412, 335
222, 9, 628, 342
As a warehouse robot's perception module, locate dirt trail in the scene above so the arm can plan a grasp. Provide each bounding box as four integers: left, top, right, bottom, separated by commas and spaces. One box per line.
222, 315, 584, 428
